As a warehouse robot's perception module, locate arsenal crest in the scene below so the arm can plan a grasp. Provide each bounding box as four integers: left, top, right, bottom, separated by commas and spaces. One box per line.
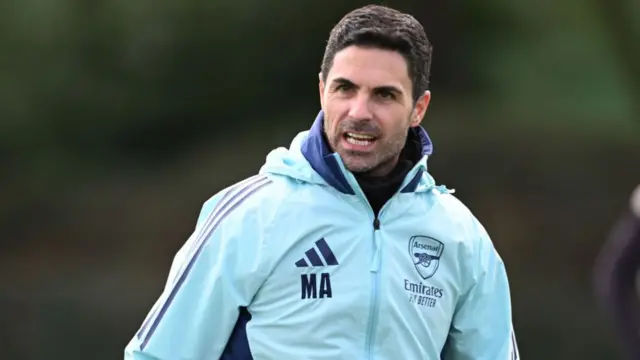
409, 236, 444, 280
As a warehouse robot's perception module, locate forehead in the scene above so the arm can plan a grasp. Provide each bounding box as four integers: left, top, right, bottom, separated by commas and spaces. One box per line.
326, 46, 411, 91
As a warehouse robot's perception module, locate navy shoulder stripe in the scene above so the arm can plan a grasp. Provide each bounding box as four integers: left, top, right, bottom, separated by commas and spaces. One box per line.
137, 175, 272, 349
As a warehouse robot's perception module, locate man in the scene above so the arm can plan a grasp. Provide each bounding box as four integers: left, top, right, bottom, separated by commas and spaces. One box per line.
126, 5, 519, 359
594, 184, 640, 359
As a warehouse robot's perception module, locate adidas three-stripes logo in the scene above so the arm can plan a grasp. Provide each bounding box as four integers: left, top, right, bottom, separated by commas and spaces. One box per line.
295, 238, 338, 267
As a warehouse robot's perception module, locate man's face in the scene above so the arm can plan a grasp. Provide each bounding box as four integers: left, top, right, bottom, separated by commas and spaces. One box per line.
320, 46, 430, 176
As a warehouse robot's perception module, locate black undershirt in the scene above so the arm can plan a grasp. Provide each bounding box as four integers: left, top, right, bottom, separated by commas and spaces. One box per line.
353, 131, 422, 217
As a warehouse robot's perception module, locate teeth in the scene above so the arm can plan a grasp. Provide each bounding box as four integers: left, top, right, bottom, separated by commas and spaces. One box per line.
346, 132, 375, 140
346, 136, 373, 146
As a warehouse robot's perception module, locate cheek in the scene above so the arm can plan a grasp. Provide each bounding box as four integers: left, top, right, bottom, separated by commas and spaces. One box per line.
324, 103, 347, 132
377, 112, 411, 137
373, 102, 408, 120
323, 116, 341, 139
387, 126, 408, 143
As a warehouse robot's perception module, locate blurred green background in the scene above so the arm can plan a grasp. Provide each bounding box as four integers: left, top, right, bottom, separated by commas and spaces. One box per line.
1, 0, 639, 359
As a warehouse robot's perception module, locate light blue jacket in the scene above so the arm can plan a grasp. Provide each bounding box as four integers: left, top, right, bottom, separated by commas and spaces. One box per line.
126, 111, 520, 360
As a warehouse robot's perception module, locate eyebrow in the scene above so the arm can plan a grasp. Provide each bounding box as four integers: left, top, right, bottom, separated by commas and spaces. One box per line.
331, 77, 404, 95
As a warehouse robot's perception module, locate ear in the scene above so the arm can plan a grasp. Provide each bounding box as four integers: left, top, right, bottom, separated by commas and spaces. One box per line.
318, 72, 325, 108
410, 90, 431, 127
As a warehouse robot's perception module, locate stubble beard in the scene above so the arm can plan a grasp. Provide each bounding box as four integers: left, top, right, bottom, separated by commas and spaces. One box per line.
328, 126, 409, 177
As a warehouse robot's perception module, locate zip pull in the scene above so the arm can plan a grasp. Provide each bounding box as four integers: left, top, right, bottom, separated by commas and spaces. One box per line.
370, 217, 381, 272
370, 241, 381, 272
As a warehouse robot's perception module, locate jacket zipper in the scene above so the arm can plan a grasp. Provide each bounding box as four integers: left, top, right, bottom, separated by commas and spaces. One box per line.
365, 214, 382, 360
349, 175, 398, 360
349, 164, 427, 359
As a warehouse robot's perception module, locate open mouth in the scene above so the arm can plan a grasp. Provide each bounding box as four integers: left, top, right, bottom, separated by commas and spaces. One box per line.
344, 132, 377, 147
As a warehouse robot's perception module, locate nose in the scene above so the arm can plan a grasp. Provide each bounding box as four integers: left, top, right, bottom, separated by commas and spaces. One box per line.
347, 92, 373, 120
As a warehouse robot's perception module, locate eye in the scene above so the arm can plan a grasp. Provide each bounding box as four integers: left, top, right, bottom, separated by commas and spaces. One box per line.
335, 83, 353, 92
375, 89, 396, 100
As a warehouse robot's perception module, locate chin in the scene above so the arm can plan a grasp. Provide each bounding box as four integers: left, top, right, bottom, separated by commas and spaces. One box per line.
341, 159, 365, 171
343, 159, 376, 174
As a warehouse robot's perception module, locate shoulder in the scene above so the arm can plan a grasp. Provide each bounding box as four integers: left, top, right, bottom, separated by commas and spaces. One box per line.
426, 189, 505, 285
197, 173, 298, 231
426, 189, 482, 241
426, 189, 500, 259
430, 189, 475, 221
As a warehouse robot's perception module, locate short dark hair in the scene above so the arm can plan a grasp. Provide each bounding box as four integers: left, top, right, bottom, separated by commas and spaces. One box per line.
321, 5, 433, 102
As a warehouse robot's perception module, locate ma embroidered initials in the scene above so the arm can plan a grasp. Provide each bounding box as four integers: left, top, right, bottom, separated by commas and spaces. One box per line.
300, 273, 332, 299
296, 238, 338, 299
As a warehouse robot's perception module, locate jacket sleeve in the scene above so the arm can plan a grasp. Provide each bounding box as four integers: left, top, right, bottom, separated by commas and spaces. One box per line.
125, 177, 273, 360
442, 220, 519, 360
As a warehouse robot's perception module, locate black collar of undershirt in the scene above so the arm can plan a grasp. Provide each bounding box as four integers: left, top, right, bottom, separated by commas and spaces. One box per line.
353, 130, 422, 216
